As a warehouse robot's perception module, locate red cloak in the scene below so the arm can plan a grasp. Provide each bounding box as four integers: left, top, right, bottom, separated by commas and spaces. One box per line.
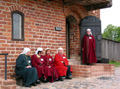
54, 54, 72, 77
45, 55, 59, 81
31, 54, 45, 79
81, 35, 97, 64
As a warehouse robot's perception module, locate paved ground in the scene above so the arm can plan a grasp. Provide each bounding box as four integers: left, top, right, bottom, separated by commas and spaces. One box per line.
17, 67, 120, 89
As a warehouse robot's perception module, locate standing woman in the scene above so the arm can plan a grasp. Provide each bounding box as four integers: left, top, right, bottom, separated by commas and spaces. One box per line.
15, 48, 39, 87
45, 48, 59, 82
81, 28, 97, 65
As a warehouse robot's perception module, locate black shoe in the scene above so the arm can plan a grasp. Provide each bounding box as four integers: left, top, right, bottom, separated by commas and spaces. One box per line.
43, 79, 48, 83
31, 83, 37, 86
36, 80, 41, 84
25, 85, 31, 87
40, 76, 44, 81
55, 79, 59, 81
87, 63, 93, 65
59, 77, 63, 81
66, 77, 72, 79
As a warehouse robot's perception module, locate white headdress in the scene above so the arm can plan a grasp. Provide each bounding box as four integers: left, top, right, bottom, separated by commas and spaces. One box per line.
35, 48, 43, 54
87, 28, 92, 35
45, 48, 51, 55
57, 47, 63, 53
45, 48, 51, 51
21, 48, 30, 54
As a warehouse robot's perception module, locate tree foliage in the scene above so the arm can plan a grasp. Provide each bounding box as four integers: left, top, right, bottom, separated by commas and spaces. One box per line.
102, 24, 120, 41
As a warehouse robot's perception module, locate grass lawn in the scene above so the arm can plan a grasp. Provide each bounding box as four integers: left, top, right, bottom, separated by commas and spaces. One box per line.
109, 61, 120, 67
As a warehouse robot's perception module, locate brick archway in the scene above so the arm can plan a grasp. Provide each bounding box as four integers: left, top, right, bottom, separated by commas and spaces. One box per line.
65, 5, 86, 64
9, 5, 27, 14
64, 4, 88, 24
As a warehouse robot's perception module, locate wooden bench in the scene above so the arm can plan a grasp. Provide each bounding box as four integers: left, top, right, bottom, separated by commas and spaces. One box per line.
11, 75, 24, 86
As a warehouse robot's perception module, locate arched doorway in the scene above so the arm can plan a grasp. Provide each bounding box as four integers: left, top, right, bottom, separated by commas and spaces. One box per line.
66, 15, 81, 64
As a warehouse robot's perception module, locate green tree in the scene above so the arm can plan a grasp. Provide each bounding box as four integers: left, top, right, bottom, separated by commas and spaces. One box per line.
102, 24, 120, 41
115, 27, 120, 41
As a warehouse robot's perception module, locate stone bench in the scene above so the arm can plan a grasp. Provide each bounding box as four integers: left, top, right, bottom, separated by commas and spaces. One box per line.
11, 75, 23, 86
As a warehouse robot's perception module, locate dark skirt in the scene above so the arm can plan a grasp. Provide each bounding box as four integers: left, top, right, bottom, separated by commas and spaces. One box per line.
16, 67, 38, 86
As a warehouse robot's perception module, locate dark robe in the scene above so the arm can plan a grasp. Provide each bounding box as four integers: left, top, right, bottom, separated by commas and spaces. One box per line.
15, 54, 38, 86
54, 54, 72, 77
45, 55, 59, 81
81, 35, 97, 64
31, 54, 45, 79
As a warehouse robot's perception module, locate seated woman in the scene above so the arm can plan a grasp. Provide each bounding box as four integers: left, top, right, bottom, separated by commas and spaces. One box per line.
54, 47, 72, 81
31, 48, 53, 83
31, 48, 45, 81
15, 48, 39, 87
45, 48, 59, 82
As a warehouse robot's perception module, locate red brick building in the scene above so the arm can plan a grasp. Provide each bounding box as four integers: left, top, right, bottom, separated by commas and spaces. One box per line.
0, 0, 114, 88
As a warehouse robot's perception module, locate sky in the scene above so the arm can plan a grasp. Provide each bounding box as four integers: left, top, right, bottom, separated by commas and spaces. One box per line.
100, 0, 120, 33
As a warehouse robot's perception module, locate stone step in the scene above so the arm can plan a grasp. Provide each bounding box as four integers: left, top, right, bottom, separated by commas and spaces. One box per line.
71, 63, 115, 78
68, 59, 81, 65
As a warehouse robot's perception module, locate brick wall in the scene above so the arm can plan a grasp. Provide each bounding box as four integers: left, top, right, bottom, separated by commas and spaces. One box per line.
0, 0, 100, 79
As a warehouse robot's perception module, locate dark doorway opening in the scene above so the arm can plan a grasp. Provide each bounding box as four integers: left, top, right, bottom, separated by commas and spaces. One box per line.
66, 15, 80, 61
66, 20, 70, 59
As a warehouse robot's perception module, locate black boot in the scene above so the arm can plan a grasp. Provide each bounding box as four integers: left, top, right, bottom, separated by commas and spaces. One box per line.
58, 76, 63, 81
31, 83, 37, 86
36, 80, 41, 84
66, 76, 72, 79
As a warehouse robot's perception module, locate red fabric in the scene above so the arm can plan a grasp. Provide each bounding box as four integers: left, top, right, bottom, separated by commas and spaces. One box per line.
31, 55, 54, 82
81, 35, 97, 64
43, 55, 55, 82
54, 54, 72, 76
45, 55, 59, 81
31, 55, 44, 79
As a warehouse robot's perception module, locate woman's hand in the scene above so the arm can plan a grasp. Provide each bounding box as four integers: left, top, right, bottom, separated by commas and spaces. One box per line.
61, 61, 64, 63
26, 66, 32, 68
48, 66, 51, 68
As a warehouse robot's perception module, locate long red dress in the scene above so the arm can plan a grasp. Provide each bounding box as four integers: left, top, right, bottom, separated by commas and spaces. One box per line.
31, 54, 45, 79
54, 54, 72, 77
81, 35, 97, 64
45, 55, 59, 81
43, 55, 55, 82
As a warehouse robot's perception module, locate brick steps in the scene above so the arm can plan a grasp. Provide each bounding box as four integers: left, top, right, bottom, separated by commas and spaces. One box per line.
71, 63, 115, 78
0, 78, 16, 89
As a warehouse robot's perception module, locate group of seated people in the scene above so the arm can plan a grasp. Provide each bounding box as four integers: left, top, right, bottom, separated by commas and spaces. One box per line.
15, 47, 72, 87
